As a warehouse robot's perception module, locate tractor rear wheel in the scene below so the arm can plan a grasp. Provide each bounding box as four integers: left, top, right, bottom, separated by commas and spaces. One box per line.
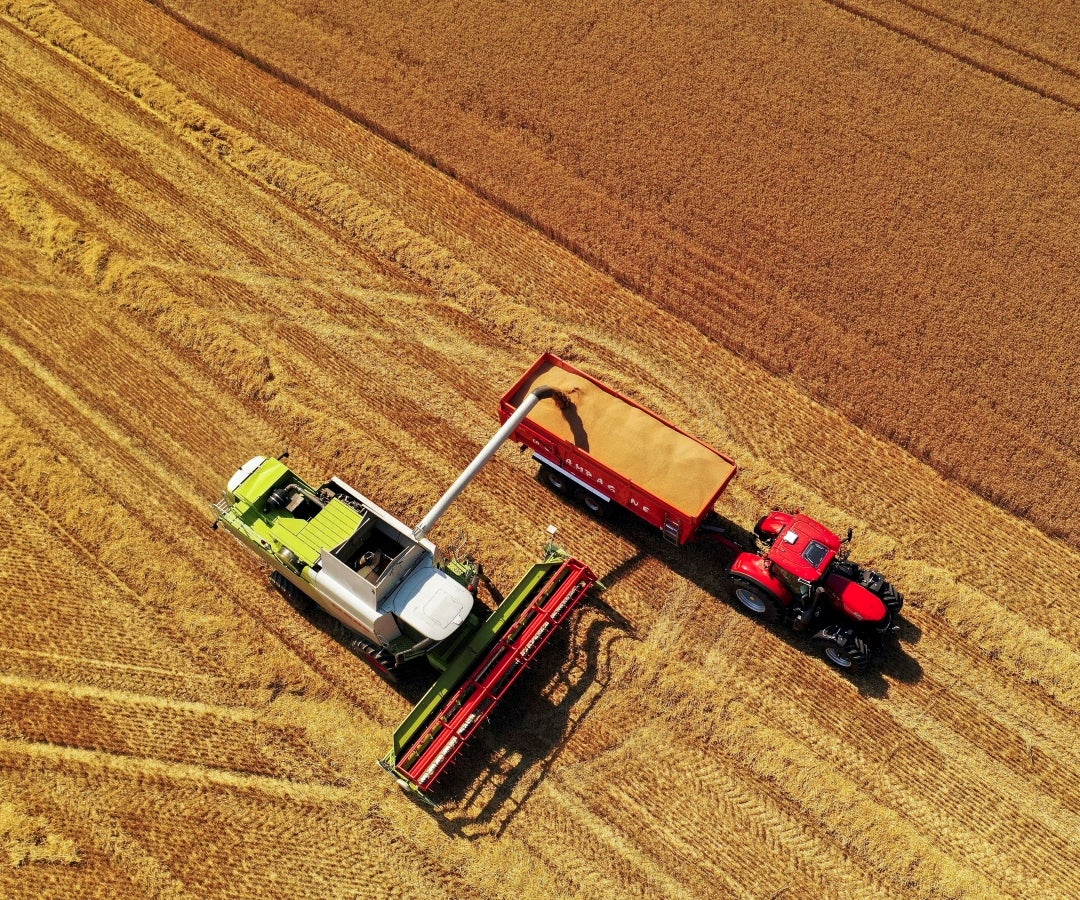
730, 577, 782, 624
813, 627, 871, 673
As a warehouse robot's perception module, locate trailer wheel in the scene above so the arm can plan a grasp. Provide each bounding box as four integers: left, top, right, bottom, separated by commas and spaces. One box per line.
581, 492, 608, 517
813, 627, 871, 673
730, 577, 781, 624
542, 466, 571, 494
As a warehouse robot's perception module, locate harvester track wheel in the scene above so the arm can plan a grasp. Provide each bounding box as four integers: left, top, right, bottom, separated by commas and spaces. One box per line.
813, 627, 871, 673
270, 571, 311, 611
730, 577, 782, 624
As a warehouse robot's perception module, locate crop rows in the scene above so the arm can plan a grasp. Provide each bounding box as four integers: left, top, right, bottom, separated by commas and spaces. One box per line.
150, 0, 1080, 545
0, 1, 1077, 898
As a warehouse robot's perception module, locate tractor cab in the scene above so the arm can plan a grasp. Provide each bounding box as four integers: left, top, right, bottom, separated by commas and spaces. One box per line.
762, 513, 842, 589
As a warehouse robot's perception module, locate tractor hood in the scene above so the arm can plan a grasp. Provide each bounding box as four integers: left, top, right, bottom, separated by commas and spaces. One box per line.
390, 557, 474, 641
767, 514, 842, 582
826, 572, 888, 623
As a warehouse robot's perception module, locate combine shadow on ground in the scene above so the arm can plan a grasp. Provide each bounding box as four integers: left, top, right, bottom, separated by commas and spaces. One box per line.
426, 554, 645, 835
539, 481, 924, 698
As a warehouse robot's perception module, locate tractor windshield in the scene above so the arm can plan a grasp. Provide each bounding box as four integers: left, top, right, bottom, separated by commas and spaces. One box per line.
802, 540, 830, 568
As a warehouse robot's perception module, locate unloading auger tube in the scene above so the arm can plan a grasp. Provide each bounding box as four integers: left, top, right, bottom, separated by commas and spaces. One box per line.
412, 385, 569, 541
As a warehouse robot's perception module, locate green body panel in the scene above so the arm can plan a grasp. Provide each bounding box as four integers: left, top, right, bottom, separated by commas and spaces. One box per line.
272, 499, 362, 566
221, 459, 362, 568
233, 458, 290, 506
216, 456, 482, 663
389, 560, 558, 759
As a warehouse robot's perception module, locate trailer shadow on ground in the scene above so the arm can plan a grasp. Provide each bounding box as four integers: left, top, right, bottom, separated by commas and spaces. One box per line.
428, 555, 645, 835
546, 488, 924, 700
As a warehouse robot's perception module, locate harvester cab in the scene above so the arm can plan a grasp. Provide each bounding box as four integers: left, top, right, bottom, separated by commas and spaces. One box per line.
212, 384, 597, 800
213, 454, 475, 667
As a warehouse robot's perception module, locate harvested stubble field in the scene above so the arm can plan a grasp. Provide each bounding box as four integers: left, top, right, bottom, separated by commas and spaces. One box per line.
0, 1, 1077, 898
159, 0, 1080, 548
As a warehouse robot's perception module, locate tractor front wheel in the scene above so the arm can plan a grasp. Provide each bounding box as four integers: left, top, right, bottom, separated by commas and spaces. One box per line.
813, 627, 871, 673
752, 516, 778, 547
881, 583, 904, 615
730, 577, 782, 624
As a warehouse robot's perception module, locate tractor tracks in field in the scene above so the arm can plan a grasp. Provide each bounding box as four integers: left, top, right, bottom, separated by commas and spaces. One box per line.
0, 673, 343, 786
822, 0, 1080, 110
0, 738, 353, 804
0, 282, 404, 729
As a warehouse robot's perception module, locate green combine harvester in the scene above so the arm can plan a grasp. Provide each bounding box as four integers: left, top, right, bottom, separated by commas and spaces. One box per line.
212, 386, 597, 800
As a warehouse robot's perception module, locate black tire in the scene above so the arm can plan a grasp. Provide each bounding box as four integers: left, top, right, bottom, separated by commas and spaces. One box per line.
729, 577, 782, 624
542, 465, 571, 494
830, 559, 861, 580
581, 491, 608, 516
812, 626, 871, 673
856, 567, 903, 615
881, 583, 903, 615
752, 516, 777, 547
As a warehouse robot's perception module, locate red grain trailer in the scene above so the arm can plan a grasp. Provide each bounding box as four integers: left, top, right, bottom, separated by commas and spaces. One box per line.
499, 353, 738, 545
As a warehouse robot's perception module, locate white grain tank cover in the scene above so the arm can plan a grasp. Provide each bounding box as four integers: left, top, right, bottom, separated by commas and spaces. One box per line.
391, 557, 473, 641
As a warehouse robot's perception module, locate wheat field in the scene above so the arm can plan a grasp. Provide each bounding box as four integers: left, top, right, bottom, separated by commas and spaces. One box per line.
1, 1, 1078, 897
161, 0, 1080, 546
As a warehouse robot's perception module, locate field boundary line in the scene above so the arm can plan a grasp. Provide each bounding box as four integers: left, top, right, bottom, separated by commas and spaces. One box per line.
141, 0, 657, 295
0, 1, 540, 337
822, 0, 1080, 110
0, 738, 354, 803
894, 0, 1080, 79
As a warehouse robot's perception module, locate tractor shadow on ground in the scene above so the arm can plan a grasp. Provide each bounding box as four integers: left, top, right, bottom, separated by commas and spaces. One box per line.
428, 555, 643, 836
538, 483, 924, 698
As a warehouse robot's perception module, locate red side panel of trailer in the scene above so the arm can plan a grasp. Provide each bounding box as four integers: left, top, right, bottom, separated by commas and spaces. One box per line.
500, 354, 737, 545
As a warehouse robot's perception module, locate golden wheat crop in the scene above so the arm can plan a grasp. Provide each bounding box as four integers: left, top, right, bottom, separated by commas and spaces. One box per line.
156, 0, 1080, 546
0, 1, 1077, 898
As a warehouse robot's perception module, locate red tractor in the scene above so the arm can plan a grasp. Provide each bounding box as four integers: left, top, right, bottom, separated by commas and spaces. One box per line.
728, 511, 902, 672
